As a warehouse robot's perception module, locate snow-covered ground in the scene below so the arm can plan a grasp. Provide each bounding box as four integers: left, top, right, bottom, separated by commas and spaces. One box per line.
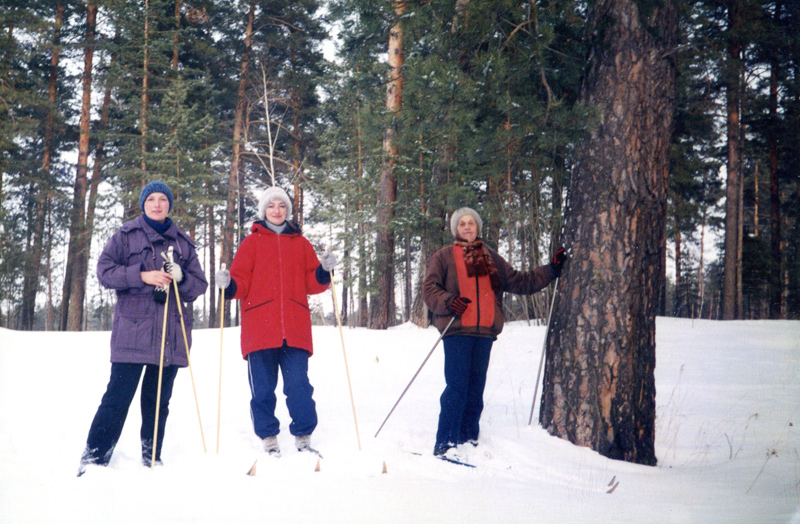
0, 317, 798, 523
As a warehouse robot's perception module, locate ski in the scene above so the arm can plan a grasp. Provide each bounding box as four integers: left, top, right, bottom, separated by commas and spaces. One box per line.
436, 455, 476, 468
299, 446, 323, 459
409, 451, 476, 468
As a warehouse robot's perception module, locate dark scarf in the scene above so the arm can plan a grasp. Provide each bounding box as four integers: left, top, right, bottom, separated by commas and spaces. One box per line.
256, 219, 300, 235
143, 215, 172, 235
454, 238, 502, 291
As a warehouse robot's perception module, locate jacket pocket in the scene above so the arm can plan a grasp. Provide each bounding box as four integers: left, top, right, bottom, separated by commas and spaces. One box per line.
111, 314, 155, 351
244, 299, 274, 313
289, 298, 309, 311
126, 242, 152, 271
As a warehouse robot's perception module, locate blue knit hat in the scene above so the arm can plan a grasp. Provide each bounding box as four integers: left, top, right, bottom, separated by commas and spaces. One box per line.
139, 181, 173, 212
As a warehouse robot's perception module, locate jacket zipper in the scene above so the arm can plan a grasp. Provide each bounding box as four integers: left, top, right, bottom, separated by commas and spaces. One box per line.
277, 233, 286, 342
474, 274, 481, 332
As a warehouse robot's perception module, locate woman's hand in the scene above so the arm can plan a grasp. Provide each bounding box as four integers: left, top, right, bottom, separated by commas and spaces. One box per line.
141, 270, 173, 288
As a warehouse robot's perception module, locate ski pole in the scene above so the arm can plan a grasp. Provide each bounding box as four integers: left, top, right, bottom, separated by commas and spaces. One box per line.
528, 277, 559, 426
374, 316, 456, 438
152, 284, 171, 470
329, 269, 362, 451
216, 264, 226, 454
171, 277, 207, 453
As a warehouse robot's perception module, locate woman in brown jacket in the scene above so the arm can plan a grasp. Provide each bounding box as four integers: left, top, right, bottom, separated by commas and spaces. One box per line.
422, 207, 566, 458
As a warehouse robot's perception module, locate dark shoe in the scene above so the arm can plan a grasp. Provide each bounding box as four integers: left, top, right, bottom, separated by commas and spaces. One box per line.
433, 444, 453, 457
141, 440, 163, 467
142, 456, 163, 468
77, 447, 109, 476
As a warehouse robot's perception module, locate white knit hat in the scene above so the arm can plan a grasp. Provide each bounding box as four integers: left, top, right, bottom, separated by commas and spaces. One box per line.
257, 186, 293, 220
450, 207, 483, 238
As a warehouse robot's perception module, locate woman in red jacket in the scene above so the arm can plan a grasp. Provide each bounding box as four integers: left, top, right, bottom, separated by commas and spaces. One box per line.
217, 187, 335, 456
423, 207, 566, 459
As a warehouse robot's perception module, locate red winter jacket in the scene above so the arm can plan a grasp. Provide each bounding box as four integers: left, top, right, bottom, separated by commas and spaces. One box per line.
230, 222, 329, 358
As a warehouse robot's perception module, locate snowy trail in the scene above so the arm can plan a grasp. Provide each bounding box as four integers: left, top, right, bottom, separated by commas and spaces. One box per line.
1, 318, 799, 523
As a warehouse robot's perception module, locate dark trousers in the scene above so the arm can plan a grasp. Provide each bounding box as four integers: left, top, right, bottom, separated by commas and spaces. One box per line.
247, 346, 317, 439
82, 362, 179, 465
435, 335, 494, 452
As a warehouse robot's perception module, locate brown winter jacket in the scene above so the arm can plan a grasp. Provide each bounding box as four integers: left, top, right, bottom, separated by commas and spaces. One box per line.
422, 243, 557, 339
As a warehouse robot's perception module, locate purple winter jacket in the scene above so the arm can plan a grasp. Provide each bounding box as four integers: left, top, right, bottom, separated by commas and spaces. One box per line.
97, 215, 208, 367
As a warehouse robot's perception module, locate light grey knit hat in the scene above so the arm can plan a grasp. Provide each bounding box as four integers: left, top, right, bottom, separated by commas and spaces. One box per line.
257, 186, 293, 220
450, 207, 483, 238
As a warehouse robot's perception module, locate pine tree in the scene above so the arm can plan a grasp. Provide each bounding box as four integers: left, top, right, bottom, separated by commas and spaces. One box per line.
540, 0, 679, 466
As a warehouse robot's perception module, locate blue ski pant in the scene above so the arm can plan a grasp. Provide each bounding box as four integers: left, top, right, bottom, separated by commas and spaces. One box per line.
247, 346, 317, 439
83, 362, 179, 464
435, 335, 494, 452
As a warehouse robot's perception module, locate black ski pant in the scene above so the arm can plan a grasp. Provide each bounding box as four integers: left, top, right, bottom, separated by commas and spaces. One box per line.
82, 362, 179, 466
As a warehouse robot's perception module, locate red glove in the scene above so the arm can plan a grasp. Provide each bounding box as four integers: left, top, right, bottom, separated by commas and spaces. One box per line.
450, 297, 472, 316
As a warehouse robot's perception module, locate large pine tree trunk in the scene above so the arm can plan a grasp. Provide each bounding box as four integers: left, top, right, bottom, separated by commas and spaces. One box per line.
722, 0, 744, 320
539, 0, 678, 466
62, 1, 97, 331
371, 0, 404, 329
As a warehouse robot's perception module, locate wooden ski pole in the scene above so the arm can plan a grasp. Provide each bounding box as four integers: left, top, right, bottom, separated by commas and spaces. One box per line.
374, 316, 456, 438
172, 277, 207, 453
528, 277, 559, 426
152, 284, 171, 470
329, 269, 361, 451
216, 264, 226, 454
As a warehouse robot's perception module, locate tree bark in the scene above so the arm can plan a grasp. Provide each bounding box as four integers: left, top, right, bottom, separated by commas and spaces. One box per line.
140, 0, 151, 172
674, 228, 683, 317
540, 0, 678, 466
22, 1, 63, 330
62, 1, 97, 331
222, 2, 255, 327
768, 2, 782, 319
722, 0, 743, 320
206, 178, 217, 328
355, 94, 369, 327
371, 0, 405, 329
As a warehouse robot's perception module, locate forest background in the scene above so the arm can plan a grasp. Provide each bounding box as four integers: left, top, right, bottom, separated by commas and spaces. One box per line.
1, 0, 798, 333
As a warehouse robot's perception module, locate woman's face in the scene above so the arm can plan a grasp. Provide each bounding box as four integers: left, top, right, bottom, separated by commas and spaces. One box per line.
457, 215, 478, 242
144, 192, 170, 222
266, 200, 288, 226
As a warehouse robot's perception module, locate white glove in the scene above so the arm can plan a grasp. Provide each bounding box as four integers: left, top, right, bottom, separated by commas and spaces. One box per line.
320, 252, 337, 272
216, 268, 231, 289
161, 247, 183, 283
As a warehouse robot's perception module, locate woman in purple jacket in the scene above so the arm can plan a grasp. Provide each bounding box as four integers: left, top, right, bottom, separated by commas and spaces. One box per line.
78, 181, 207, 475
